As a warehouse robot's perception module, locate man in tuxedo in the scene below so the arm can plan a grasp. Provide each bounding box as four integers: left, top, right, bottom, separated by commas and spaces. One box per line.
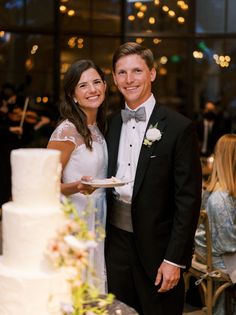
196, 100, 229, 156
105, 42, 202, 315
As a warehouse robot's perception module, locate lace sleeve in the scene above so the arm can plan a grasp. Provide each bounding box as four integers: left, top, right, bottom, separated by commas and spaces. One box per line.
49, 120, 84, 148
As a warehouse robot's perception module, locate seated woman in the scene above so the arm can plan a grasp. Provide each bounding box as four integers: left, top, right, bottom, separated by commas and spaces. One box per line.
195, 134, 236, 315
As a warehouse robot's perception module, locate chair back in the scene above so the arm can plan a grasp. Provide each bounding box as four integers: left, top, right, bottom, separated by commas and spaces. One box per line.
185, 209, 233, 315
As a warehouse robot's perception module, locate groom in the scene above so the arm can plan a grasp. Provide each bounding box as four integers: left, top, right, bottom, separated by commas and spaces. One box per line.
105, 42, 202, 315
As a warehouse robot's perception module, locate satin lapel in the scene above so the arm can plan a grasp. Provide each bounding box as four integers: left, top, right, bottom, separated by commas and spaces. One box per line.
132, 104, 166, 200
107, 114, 123, 177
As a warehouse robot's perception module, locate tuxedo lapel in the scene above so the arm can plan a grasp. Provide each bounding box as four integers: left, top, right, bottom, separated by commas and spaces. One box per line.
132, 104, 166, 200
107, 114, 123, 177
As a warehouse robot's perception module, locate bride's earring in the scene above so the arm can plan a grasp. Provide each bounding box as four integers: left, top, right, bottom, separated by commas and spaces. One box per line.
73, 98, 78, 104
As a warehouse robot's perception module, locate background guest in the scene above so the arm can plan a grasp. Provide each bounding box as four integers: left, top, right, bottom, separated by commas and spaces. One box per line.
196, 100, 230, 157
195, 134, 236, 315
0, 83, 23, 207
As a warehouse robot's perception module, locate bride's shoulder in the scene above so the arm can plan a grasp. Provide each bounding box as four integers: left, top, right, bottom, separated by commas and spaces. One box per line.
50, 119, 83, 147
59, 119, 76, 129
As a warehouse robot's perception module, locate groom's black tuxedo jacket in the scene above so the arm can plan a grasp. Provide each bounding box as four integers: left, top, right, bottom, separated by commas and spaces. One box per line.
106, 103, 202, 281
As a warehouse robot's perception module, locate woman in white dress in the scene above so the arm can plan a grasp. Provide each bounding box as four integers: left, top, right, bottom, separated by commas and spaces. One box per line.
47, 59, 108, 293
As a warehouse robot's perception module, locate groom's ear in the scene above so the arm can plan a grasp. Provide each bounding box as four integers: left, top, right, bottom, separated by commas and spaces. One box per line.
150, 67, 156, 82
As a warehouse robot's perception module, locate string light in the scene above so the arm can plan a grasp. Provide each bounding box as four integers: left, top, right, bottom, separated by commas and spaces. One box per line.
159, 67, 167, 75
149, 17, 155, 24
153, 38, 162, 44
213, 54, 231, 68
68, 37, 84, 49
42, 97, 49, 103
140, 4, 147, 12
128, 15, 135, 21
181, 4, 189, 10
134, 2, 142, 9
168, 10, 176, 17
136, 37, 144, 44
77, 38, 84, 44
59, 5, 67, 13
137, 11, 144, 18
162, 5, 169, 12
67, 9, 75, 16
31, 45, 38, 55
127, 0, 189, 27
193, 51, 203, 59
160, 56, 168, 64
177, 16, 185, 23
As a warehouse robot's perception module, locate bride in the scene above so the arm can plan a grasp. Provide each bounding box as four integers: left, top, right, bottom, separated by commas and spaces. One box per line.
47, 59, 108, 293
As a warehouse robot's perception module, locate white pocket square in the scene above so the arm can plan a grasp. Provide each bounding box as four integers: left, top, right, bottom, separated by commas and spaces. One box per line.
150, 155, 157, 158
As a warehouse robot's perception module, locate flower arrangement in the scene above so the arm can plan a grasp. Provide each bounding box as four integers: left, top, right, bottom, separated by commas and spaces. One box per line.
143, 122, 162, 147
46, 197, 114, 315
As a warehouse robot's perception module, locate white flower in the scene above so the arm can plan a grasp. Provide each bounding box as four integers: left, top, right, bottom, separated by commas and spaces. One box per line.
146, 128, 162, 142
61, 302, 74, 314
62, 266, 78, 279
64, 235, 97, 251
143, 123, 162, 147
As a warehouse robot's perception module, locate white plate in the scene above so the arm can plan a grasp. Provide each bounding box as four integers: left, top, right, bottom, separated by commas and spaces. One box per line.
81, 178, 133, 188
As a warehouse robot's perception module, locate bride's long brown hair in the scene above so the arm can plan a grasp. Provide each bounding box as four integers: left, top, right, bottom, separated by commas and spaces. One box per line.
60, 59, 108, 150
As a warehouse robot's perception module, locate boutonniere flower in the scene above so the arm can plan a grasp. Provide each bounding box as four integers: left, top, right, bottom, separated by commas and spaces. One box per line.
143, 122, 162, 147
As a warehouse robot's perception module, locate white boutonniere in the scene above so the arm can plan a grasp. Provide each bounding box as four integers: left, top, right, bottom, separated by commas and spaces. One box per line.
143, 123, 162, 147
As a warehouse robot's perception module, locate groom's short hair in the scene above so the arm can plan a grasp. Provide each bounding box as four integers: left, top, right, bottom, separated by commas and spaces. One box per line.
112, 42, 154, 71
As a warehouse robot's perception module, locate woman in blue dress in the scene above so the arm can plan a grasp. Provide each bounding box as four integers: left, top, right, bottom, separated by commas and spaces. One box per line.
195, 134, 236, 315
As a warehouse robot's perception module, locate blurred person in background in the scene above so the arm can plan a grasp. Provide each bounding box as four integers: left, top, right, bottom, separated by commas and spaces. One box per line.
196, 100, 230, 157
195, 134, 236, 315
0, 83, 23, 207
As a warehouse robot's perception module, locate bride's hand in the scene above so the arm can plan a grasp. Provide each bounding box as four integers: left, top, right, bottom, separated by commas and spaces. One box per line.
78, 176, 95, 195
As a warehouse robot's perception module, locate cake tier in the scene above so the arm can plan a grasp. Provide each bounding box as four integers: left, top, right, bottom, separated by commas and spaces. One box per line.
11, 148, 61, 208
2, 202, 65, 272
0, 260, 70, 315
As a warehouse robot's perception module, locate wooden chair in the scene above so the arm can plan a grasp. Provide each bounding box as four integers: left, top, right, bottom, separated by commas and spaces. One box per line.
184, 210, 233, 315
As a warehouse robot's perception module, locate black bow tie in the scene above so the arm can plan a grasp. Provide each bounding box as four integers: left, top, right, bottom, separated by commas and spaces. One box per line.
121, 107, 146, 123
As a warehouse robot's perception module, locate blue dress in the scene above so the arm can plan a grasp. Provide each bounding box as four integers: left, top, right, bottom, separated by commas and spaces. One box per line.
195, 190, 236, 315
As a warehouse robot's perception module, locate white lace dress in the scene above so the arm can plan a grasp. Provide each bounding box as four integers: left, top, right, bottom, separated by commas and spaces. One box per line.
49, 119, 108, 293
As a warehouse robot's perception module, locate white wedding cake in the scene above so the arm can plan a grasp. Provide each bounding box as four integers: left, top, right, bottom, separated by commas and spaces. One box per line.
0, 148, 70, 315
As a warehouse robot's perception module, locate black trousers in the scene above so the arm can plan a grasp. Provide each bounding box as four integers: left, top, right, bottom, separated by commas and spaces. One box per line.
105, 224, 185, 315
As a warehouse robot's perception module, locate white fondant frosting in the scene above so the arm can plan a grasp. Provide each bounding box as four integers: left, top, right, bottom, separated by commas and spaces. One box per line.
0, 148, 70, 315
2, 202, 64, 272
0, 261, 70, 315
11, 148, 61, 208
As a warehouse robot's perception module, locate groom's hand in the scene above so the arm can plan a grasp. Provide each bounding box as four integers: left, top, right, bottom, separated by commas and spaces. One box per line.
155, 261, 180, 292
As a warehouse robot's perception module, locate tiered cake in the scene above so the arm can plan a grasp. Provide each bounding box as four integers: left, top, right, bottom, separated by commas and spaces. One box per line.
0, 149, 69, 315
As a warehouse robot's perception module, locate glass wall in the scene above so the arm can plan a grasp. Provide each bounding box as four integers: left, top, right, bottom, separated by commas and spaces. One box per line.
0, 32, 54, 99
0, 0, 236, 127
125, 0, 191, 34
